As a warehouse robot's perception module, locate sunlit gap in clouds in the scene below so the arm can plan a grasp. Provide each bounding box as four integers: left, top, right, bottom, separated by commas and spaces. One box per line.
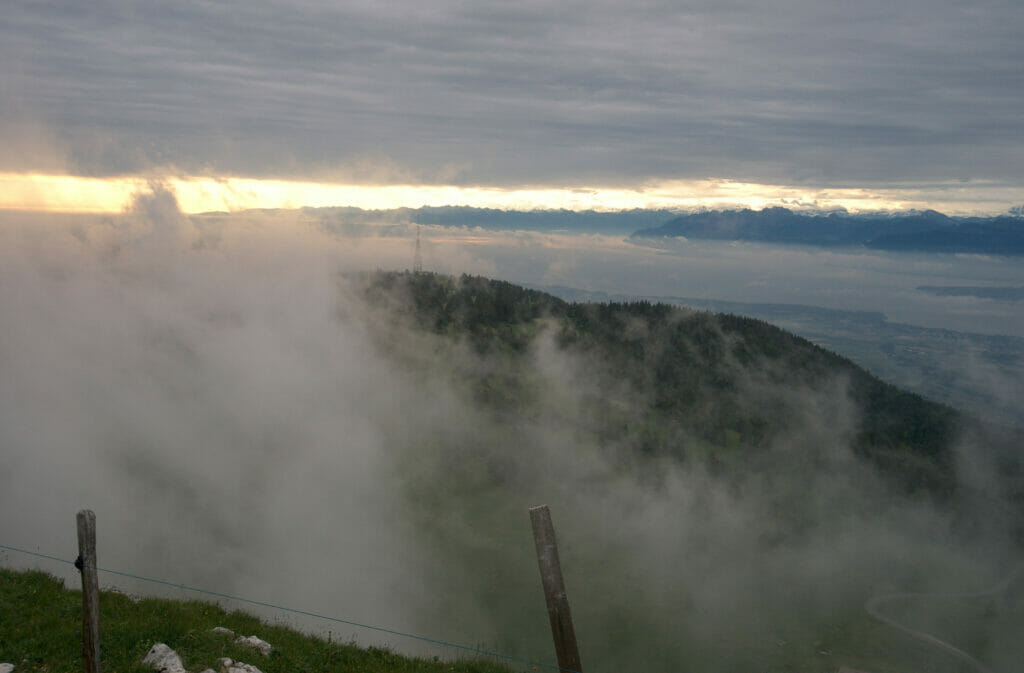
1, 172, 1022, 215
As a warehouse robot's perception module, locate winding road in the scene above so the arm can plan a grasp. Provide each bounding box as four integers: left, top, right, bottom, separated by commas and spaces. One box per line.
864, 564, 1023, 673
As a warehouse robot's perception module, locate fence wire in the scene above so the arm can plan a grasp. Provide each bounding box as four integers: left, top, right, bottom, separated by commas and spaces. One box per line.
0, 542, 579, 673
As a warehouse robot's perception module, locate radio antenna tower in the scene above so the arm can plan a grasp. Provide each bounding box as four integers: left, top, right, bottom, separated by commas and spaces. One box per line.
413, 224, 424, 273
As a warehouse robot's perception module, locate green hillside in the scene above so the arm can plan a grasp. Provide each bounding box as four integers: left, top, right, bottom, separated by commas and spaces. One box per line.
5, 565, 1021, 673
354, 270, 976, 499
0, 568, 512, 673
335, 270, 1024, 673
9, 271, 1018, 673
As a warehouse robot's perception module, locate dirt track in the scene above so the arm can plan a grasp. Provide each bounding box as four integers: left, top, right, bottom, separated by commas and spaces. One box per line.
864, 564, 1022, 673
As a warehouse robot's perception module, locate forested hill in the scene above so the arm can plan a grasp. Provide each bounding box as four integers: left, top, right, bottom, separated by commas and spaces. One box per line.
348, 271, 1020, 505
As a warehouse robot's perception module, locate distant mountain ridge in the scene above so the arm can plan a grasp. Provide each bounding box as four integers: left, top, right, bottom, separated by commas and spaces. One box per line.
411, 206, 677, 233
302, 205, 678, 234
631, 206, 1024, 254
299, 204, 1024, 252
917, 285, 1024, 301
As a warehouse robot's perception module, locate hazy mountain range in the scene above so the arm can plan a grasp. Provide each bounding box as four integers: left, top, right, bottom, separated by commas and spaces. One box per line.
631, 206, 1024, 254
304, 205, 1024, 254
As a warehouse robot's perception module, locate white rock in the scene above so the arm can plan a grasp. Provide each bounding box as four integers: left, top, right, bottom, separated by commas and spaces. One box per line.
104, 585, 141, 602
142, 643, 186, 673
234, 635, 272, 656
218, 658, 264, 673
211, 627, 235, 636
0, 663, 15, 673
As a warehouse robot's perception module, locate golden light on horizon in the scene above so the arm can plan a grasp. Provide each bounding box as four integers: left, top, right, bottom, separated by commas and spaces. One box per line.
0, 174, 143, 213
1, 172, 1020, 216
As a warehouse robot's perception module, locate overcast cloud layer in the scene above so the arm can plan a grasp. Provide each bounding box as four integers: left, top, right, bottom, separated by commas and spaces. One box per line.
4, 0, 1023, 190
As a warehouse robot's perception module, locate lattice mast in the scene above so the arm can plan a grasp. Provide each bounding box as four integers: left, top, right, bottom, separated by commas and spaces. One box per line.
413, 223, 424, 273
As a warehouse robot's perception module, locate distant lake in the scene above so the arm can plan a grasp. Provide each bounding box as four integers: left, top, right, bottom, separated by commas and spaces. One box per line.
420, 231, 1024, 338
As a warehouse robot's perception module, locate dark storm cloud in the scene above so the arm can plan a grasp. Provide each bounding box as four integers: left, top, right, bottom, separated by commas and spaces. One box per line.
3, 0, 1023, 186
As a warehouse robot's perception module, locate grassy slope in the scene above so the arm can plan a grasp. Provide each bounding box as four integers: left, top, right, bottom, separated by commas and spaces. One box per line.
5, 567, 1020, 673
0, 568, 512, 673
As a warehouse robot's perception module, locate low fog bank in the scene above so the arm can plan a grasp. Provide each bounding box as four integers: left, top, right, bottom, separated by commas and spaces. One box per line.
1, 195, 427, 629
1, 192, 1020, 672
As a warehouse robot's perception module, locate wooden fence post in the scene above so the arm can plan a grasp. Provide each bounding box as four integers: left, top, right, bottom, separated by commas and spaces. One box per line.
529, 505, 582, 673
76, 509, 101, 673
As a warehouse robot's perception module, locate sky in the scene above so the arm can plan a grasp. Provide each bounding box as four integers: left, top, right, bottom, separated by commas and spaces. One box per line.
3, 0, 1024, 213
3, 3, 1024, 663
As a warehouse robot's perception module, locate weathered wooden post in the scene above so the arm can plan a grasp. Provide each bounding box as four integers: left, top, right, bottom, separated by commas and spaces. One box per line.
529, 505, 582, 673
76, 509, 101, 673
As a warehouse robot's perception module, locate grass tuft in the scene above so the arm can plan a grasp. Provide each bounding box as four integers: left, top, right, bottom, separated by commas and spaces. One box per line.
0, 568, 515, 673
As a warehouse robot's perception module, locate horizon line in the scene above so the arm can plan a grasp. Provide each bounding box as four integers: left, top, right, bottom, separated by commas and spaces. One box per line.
1, 172, 1022, 217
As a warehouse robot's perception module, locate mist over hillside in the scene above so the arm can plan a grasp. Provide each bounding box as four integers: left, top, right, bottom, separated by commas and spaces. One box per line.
525, 286, 1024, 428
1, 190, 1022, 673
7, 0, 1024, 667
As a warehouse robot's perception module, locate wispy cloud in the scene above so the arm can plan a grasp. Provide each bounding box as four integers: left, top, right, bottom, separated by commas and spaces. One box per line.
1, 197, 1019, 671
